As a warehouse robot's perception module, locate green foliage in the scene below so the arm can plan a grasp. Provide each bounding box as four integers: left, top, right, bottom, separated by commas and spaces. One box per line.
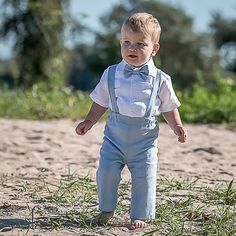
70, 0, 217, 91
1, 173, 235, 235
0, 0, 69, 87
210, 13, 236, 49
1, 0, 235, 92
0, 73, 235, 124
0, 78, 91, 120
210, 13, 236, 72
179, 74, 236, 124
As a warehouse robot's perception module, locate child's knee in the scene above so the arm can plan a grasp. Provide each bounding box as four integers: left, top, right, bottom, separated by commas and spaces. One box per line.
96, 165, 122, 183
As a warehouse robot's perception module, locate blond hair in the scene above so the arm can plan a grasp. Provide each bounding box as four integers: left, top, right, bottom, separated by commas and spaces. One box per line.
122, 13, 161, 43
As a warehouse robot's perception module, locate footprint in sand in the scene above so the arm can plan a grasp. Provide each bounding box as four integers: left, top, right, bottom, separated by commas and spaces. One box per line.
44, 157, 54, 161
193, 147, 222, 155
0, 204, 27, 213
26, 135, 43, 140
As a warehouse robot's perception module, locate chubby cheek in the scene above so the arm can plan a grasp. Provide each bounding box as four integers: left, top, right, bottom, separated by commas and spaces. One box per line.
140, 50, 151, 60
121, 48, 128, 59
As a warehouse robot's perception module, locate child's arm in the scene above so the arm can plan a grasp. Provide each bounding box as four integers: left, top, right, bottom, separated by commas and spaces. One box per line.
75, 102, 107, 135
162, 108, 187, 143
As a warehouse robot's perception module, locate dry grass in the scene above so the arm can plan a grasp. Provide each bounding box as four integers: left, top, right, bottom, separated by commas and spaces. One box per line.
0, 171, 235, 235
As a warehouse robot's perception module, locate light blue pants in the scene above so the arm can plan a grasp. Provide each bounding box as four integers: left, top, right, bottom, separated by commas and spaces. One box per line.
96, 111, 158, 219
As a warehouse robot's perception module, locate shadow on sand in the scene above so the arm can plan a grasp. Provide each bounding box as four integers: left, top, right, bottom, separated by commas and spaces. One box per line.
0, 218, 31, 232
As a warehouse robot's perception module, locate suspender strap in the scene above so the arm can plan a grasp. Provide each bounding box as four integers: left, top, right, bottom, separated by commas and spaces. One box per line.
107, 65, 119, 113
108, 65, 161, 117
145, 69, 161, 117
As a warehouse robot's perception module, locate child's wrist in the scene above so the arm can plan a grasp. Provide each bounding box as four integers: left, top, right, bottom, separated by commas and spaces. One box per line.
173, 124, 183, 133
175, 124, 183, 128
85, 119, 95, 125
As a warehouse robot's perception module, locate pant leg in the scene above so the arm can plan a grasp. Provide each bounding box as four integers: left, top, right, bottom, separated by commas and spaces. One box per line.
96, 138, 125, 212
127, 146, 158, 220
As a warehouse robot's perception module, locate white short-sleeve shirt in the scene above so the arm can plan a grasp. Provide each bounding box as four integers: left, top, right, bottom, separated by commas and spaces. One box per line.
90, 59, 180, 117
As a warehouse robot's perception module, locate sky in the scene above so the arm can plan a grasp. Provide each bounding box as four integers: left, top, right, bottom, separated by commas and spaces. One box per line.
70, 0, 235, 32
0, 0, 236, 59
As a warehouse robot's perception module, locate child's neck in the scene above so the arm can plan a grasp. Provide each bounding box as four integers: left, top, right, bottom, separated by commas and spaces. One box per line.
126, 58, 152, 68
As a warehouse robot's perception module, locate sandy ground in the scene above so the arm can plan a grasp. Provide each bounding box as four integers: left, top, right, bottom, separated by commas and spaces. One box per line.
0, 119, 235, 235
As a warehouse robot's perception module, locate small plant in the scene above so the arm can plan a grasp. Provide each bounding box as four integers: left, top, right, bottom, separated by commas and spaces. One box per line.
205, 179, 236, 205
0, 173, 9, 186
1, 173, 235, 235
0, 84, 92, 120
0, 74, 236, 124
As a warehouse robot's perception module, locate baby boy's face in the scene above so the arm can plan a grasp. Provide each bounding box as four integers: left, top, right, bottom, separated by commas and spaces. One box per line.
120, 26, 159, 67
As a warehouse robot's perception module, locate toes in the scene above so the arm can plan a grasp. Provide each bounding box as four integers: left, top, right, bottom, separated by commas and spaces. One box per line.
129, 220, 147, 229
138, 221, 147, 228
129, 224, 136, 230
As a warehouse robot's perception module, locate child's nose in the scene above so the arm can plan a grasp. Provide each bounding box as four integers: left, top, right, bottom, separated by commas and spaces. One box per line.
128, 44, 137, 51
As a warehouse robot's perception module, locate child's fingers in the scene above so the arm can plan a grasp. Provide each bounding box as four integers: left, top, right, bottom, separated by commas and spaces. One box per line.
75, 125, 85, 135
76, 122, 93, 135
178, 128, 187, 142
82, 126, 90, 134
178, 135, 186, 143
176, 126, 187, 143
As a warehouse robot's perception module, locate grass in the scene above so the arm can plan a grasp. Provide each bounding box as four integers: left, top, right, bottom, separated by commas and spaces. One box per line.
0, 83, 92, 120
0, 172, 235, 235
0, 74, 236, 124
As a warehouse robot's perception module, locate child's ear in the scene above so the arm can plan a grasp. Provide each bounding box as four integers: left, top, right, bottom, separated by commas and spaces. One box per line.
152, 43, 160, 56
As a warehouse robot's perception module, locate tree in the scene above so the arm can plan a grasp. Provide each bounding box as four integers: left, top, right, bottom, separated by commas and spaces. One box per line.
85, 0, 207, 89
0, 0, 68, 87
210, 13, 236, 72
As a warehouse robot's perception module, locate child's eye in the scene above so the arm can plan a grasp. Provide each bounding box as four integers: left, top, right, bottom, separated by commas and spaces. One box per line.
123, 41, 130, 46
137, 42, 145, 47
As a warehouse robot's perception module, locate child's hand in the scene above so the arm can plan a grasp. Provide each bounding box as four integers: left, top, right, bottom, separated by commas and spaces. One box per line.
75, 120, 93, 135
174, 125, 187, 143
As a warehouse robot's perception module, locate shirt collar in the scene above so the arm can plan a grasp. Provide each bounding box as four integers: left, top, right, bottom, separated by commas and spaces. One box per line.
119, 58, 157, 78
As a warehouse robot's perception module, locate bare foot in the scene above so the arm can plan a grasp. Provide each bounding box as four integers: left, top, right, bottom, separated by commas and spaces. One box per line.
129, 219, 148, 230
93, 211, 114, 225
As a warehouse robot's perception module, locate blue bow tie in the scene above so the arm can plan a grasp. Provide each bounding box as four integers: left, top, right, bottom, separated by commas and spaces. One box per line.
124, 64, 149, 80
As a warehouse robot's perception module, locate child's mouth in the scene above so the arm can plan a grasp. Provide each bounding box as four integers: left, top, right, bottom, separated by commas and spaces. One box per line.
128, 55, 137, 58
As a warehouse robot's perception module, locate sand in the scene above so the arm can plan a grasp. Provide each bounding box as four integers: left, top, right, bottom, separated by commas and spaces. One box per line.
0, 119, 235, 235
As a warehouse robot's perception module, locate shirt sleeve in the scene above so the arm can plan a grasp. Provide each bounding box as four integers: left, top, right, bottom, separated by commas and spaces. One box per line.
89, 68, 109, 108
158, 73, 181, 113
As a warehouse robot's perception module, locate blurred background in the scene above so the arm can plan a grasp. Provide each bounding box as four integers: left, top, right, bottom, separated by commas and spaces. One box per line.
0, 0, 236, 123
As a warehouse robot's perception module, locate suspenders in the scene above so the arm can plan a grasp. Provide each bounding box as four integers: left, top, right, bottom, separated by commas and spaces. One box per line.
107, 64, 160, 117
108, 65, 119, 113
